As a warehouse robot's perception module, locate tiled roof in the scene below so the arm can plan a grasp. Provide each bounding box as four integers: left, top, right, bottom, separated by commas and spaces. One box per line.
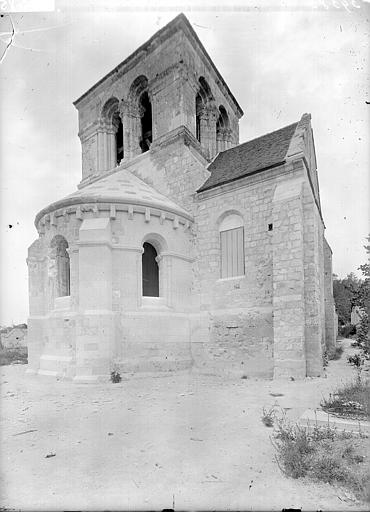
197, 121, 298, 193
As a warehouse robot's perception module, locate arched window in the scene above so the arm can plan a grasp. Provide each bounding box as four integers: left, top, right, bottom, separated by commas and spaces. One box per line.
50, 235, 70, 297
128, 76, 152, 156
219, 214, 244, 278
101, 97, 124, 168
139, 91, 152, 153
195, 93, 202, 142
195, 77, 214, 146
142, 242, 159, 297
216, 105, 230, 153
113, 111, 124, 164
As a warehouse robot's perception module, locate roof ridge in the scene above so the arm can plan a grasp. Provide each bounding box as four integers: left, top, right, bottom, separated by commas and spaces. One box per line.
198, 120, 300, 193
219, 120, 299, 157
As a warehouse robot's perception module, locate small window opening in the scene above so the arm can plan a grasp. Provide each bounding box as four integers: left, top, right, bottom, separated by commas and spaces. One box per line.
139, 91, 152, 153
142, 242, 159, 297
268, 223, 273, 231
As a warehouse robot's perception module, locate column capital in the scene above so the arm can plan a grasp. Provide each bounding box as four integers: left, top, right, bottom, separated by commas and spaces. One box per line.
119, 98, 145, 119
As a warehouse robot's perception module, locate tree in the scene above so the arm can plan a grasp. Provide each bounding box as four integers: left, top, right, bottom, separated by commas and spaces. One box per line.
333, 272, 361, 325
354, 235, 370, 356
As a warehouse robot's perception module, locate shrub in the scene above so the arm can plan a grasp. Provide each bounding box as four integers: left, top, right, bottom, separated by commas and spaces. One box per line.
0, 347, 28, 366
348, 353, 364, 369
339, 323, 356, 338
356, 313, 370, 358
329, 344, 343, 360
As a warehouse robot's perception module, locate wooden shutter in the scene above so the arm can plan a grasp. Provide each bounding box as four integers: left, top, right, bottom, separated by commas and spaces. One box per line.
220, 227, 244, 278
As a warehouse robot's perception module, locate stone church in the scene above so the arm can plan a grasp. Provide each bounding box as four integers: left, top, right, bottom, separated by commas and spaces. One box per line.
27, 14, 336, 382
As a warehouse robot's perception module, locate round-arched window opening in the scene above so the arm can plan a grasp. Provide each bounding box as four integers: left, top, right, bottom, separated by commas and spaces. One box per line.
142, 242, 159, 297
113, 111, 124, 164
139, 91, 152, 153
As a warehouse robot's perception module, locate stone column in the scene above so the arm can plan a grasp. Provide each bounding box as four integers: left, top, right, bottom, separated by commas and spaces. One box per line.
74, 218, 114, 382
199, 103, 218, 160
96, 120, 107, 173
272, 178, 307, 379
119, 99, 143, 160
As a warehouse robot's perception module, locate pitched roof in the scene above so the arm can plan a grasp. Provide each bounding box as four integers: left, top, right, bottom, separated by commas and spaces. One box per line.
73, 13, 243, 116
197, 121, 299, 193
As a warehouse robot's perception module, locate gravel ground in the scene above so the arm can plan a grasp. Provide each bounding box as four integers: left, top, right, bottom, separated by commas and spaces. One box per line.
0, 339, 368, 511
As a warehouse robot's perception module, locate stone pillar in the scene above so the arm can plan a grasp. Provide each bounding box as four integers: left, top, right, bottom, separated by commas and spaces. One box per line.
119, 99, 143, 160
272, 178, 307, 379
27, 239, 47, 374
323, 238, 336, 350
74, 218, 114, 382
96, 121, 107, 173
199, 104, 218, 160
303, 181, 324, 376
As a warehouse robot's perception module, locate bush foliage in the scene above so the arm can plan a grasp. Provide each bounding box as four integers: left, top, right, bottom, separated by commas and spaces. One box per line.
0, 347, 28, 366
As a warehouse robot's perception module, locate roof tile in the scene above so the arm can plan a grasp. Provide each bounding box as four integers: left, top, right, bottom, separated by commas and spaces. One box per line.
198, 121, 298, 192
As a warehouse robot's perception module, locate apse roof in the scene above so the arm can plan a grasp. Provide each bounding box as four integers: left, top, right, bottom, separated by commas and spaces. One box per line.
35, 168, 192, 225
198, 121, 299, 193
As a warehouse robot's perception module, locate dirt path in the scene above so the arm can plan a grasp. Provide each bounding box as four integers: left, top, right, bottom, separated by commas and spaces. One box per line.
0, 339, 368, 511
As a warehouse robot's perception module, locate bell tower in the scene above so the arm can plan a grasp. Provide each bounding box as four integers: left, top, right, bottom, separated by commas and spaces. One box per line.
73, 13, 243, 187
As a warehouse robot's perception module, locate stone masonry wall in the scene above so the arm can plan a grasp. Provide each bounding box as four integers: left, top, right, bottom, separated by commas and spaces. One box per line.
193, 165, 306, 377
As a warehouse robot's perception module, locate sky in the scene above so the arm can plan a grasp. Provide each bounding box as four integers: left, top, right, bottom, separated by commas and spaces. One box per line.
0, 0, 369, 325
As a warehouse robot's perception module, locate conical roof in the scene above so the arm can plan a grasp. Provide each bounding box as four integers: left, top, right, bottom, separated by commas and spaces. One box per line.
35, 168, 192, 225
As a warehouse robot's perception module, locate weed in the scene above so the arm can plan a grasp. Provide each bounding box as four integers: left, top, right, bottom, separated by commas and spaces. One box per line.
261, 404, 277, 427
110, 370, 122, 383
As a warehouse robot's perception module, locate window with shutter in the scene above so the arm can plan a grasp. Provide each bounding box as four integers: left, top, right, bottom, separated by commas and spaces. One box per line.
219, 214, 245, 278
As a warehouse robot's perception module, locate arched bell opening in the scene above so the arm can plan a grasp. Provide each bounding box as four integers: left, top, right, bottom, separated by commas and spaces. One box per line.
139, 91, 152, 153
113, 111, 124, 164
216, 105, 230, 153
